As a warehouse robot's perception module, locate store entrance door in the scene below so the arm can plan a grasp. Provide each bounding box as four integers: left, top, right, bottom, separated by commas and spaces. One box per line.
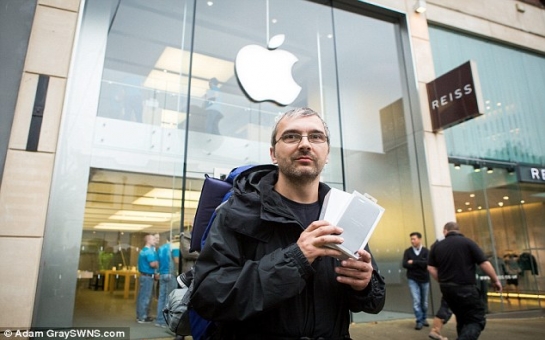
73, 168, 202, 337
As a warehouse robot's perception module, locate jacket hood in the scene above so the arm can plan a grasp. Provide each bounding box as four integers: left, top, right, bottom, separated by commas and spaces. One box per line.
232, 164, 278, 196
232, 164, 331, 203
231, 164, 331, 225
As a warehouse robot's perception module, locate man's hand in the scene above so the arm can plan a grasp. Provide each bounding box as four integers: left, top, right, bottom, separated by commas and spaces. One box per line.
297, 220, 344, 263
492, 280, 503, 293
335, 249, 373, 291
428, 265, 439, 281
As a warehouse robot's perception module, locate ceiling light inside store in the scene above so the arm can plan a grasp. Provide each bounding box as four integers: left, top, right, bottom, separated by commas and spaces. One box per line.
454, 163, 461, 169
134, 197, 198, 208
144, 70, 190, 94
144, 47, 233, 96
160, 108, 187, 128
473, 164, 481, 172
94, 223, 152, 231
486, 167, 494, 174
133, 188, 200, 209
109, 210, 175, 222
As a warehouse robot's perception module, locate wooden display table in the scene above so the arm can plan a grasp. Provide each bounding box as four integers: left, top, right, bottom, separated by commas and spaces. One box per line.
100, 269, 139, 299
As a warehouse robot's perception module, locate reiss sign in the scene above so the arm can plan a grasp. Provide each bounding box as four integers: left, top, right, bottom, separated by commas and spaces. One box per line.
426, 60, 485, 132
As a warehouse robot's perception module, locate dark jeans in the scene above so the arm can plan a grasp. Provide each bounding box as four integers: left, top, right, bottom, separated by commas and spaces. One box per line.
435, 296, 453, 323
440, 283, 486, 340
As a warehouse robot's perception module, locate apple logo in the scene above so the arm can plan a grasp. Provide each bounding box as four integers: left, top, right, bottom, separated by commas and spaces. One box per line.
235, 34, 301, 106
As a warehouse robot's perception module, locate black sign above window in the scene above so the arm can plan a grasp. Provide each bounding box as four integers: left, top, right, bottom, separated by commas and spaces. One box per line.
518, 165, 545, 184
426, 60, 484, 132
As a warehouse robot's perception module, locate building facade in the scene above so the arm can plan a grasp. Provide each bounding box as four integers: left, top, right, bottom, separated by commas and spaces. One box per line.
0, 0, 544, 335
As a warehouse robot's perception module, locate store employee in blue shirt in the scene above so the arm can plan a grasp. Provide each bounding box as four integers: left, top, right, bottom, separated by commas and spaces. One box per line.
136, 234, 158, 323
155, 235, 180, 327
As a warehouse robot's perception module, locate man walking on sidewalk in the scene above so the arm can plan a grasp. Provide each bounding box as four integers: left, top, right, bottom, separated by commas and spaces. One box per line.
428, 222, 502, 340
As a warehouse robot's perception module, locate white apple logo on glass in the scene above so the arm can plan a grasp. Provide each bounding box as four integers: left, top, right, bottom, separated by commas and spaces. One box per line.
235, 34, 301, 106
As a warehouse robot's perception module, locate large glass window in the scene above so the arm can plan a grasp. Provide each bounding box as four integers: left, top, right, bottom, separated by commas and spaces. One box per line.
186, 0, 342, 183
429, 26, 545, 164
331, 6, 426, 319
449, 163, 544, 312
430, 26, 545, 312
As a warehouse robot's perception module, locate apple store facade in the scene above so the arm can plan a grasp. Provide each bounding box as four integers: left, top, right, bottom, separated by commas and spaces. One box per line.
5, 0, 544, 335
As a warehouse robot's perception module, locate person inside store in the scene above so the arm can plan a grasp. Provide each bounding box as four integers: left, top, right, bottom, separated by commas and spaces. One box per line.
203, 77, 223, 134
503, 251, 522, 299
155, 235, 180, 327
428, 221, 502, 340
122, 75, 144, 122
136, 233, 158, 324
402, 231, 430, 330
151, 233, 161, 300
190, 107, 386, 339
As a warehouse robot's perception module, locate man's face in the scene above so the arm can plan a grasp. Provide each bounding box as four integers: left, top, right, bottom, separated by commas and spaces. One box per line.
270, 115, 329, 183
410, 235, 421, 248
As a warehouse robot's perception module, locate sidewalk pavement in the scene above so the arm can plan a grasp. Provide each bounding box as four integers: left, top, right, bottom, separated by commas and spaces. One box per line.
348, 310, 545, 340
159, 310, 544, 340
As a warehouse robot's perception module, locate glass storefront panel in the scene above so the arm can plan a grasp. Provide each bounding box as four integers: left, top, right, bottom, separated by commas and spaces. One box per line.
32, 0, 200, 332
35, 0, 428, 334
450, 162, 544, 312
72, 0, 202, 335
185, 0, 342, 183
430, 25, 545, 313
429, 26, 545, 164
330, 6, 427, 319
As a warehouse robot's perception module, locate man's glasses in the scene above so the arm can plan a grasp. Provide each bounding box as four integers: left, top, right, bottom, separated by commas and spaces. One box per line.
275, 132, 328, 144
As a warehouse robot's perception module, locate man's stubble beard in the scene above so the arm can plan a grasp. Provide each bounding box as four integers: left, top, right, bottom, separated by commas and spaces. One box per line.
278, 159, 325, 186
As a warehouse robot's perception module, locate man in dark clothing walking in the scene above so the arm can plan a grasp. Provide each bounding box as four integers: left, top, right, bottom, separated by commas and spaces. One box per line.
402, 232, 430, 330
428, 221, 502, 340
191, 107, 386, 339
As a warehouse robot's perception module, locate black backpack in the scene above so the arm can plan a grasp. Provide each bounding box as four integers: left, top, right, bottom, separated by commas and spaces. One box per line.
163, 165, 255, 339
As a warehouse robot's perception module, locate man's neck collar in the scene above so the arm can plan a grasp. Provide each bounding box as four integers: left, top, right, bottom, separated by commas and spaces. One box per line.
274, 176, 320, 204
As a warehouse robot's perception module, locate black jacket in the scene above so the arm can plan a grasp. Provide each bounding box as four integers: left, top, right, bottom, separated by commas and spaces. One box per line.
402, 246, 430, 283
191, 165, 386, 339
